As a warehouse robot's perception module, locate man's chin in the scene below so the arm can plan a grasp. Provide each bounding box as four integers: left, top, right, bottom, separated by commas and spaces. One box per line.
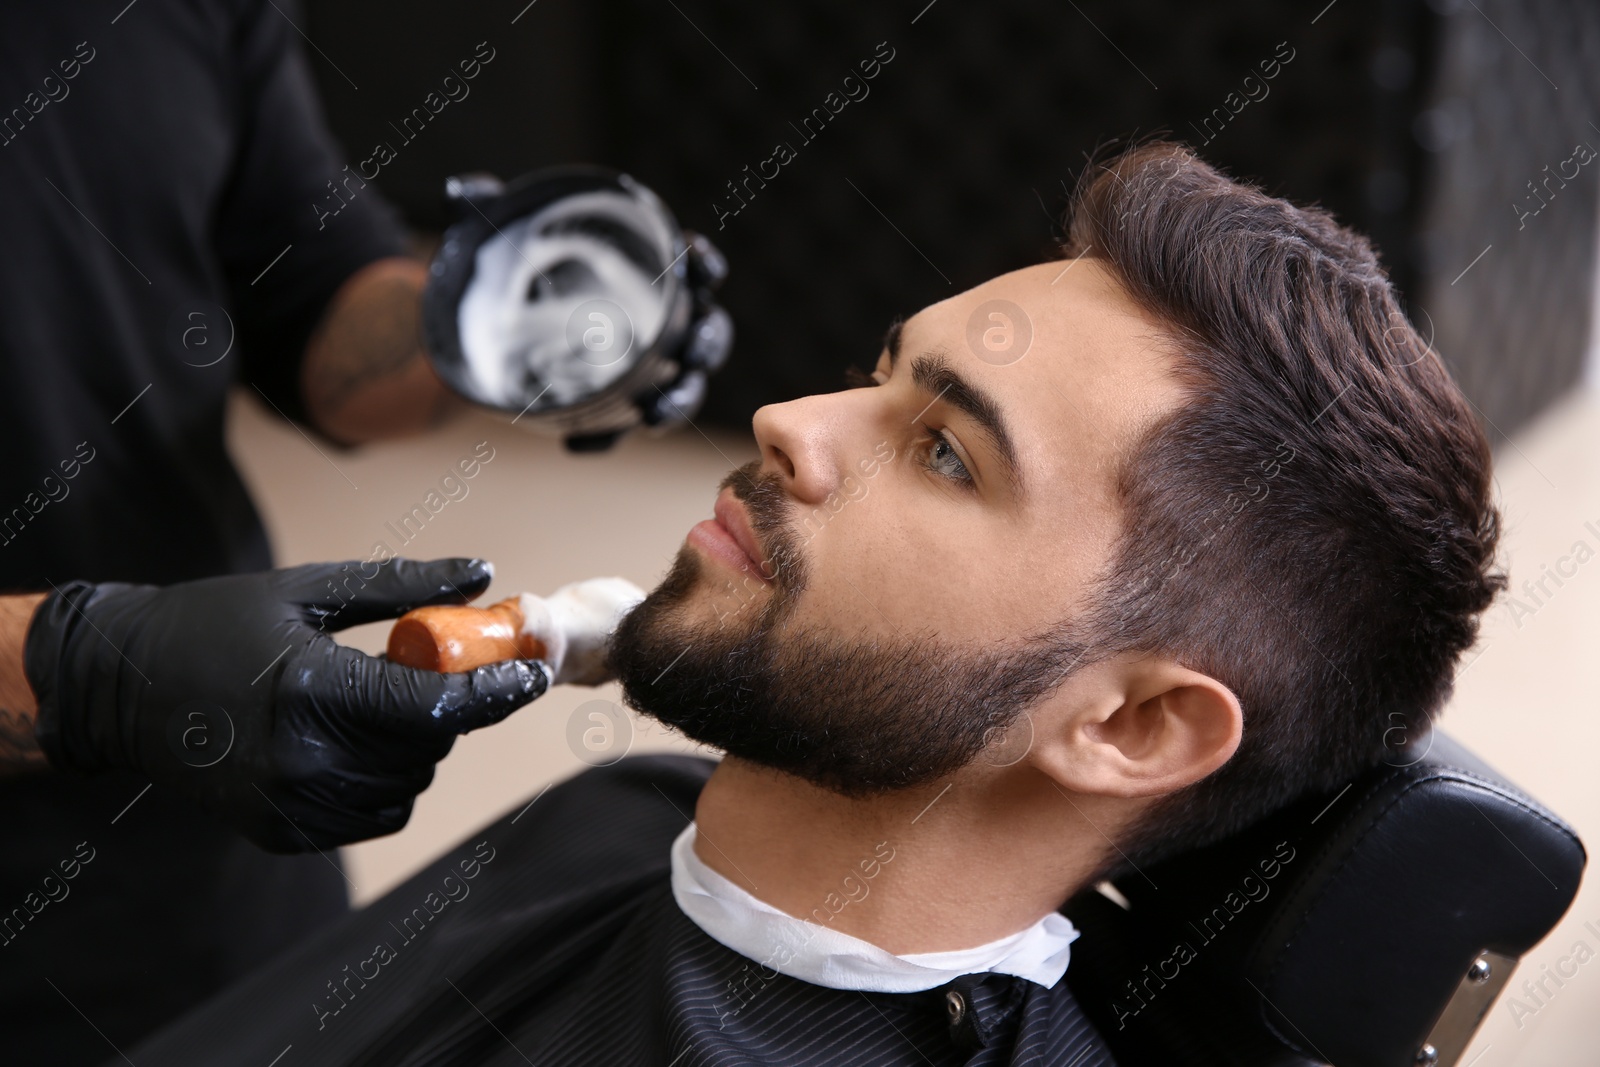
608, 549, 755, 699
645, 544, 777, 631
608, 524, 1068, 798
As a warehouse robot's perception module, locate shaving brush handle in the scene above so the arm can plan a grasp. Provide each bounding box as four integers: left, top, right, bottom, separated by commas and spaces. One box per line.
385, 597, 546, 672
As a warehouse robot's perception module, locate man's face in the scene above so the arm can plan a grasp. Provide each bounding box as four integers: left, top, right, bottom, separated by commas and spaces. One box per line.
609, 259, 1184, 792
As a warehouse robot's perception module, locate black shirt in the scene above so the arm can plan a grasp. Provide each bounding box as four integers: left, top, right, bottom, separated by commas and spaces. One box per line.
0, 1, 404, 1061
130, 755, 1121, 1066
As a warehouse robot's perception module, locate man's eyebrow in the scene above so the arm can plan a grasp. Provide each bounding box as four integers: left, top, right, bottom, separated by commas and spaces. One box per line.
908, 351, 1022, 497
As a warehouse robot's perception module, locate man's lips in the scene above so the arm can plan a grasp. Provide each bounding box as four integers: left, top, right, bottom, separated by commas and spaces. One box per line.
687, 488, 773, 583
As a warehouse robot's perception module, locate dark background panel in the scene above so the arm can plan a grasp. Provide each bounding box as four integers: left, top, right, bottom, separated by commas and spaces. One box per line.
1414, 0, 1600, 440
302, 0, 1595, 436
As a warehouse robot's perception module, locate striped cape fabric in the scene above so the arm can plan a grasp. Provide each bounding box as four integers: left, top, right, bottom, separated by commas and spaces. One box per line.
130, 755, 1119, 1066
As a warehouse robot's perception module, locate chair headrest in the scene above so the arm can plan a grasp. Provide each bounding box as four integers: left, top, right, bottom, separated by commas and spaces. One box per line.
1062, 730, 1586, 1066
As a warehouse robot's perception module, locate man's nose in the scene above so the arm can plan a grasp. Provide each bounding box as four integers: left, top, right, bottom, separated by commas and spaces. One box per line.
750, 394, 854, 506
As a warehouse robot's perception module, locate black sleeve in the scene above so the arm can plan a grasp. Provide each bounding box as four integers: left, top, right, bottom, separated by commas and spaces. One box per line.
215, 0, 408, 427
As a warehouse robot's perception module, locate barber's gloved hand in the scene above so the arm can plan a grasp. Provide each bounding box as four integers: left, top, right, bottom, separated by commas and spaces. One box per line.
24, 558, 549, 853
640, 231, 733, 430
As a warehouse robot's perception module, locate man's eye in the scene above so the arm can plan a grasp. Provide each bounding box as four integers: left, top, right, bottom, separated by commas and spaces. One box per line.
922, 428, 973, 485
843, 365, 970, 487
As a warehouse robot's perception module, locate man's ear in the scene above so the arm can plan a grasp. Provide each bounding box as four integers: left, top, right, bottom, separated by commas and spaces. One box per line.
1025, 654, 1242, 799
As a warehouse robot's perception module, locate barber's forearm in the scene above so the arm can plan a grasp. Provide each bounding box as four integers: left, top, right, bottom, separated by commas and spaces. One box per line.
0, 593, 48, 772
301, 257, 466, 445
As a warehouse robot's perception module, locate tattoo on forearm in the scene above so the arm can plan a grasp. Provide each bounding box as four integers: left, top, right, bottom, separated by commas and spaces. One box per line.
304, 273, 429, 419
0, 705, 45, 768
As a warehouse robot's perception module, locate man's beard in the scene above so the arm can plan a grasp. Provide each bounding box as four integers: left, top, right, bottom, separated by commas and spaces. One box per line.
606, 462, 1090, 795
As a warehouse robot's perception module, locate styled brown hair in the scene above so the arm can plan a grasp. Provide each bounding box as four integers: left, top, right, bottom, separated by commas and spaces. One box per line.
1062, 142, 1505, 873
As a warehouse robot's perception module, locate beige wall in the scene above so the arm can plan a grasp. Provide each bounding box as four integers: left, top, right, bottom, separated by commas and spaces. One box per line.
1433, 387, 1600, 1062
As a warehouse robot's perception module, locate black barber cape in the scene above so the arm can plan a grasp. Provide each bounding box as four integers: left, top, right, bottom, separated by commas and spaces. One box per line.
130, 756, 1120, 1066
0, 2, 403, 1061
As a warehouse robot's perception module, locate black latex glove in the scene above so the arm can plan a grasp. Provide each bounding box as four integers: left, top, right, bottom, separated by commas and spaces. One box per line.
24, 558, 549, 853
633, 230, 733, 432
519, 231, 734, 450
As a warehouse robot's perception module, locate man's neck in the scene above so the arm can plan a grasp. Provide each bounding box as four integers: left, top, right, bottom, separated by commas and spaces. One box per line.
691, 756, 1116, 955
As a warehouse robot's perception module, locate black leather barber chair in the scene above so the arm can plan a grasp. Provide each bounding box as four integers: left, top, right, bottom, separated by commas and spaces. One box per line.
1062, 730, 1586, 1066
